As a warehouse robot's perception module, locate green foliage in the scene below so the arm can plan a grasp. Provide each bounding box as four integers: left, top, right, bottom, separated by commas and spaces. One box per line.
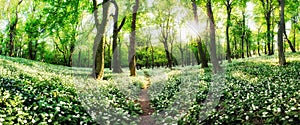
146, 53, 300, 124
0, 55, 143, 124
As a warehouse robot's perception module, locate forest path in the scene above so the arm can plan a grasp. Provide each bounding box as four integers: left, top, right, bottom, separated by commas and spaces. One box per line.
138, 71, 155, 125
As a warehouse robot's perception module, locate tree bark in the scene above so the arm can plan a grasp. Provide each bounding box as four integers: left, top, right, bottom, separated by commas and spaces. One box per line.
277, 0, 286, 66
129, 0, 139, 76
206, 0, 222, 74
92, 0, 110, 80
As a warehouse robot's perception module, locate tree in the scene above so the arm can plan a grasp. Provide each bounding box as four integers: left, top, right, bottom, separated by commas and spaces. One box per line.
286, 0, 299, 51
260, 0, 276, 55
111, 0, 126, 73
158, 10, 174, 69
206, 0, 222, 73
223, 0, 236, 63
92, 0, 110, 80
241, 6, 246, 58
191, 0, 209, 68
43, 0, 80, 67
7, 0, 23, 57
277, 0, 286, 65
129, 0, 139, 76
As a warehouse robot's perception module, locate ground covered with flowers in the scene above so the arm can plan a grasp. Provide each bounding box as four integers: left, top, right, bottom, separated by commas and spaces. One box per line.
0, 53, 299, 124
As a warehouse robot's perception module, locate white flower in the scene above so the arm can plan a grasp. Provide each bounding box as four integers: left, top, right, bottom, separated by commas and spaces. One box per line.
32, 119, 36, 123
55, 107, 60, 111
262, 112, 268, 117
277, 107, 281, 112
245, 116, 249, 120
224, 115, 229, 119
265, 105, 270, 110
290, 106, 296, 110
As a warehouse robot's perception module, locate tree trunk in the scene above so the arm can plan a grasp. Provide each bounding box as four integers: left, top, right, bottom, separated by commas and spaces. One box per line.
241, 11, 246, 58
163, 41, 173, 68
234, 35, 238, 58
192, 0, 209, 68
266, 15, 272, 55
278, 0, 286, 66
293, 21, 296, 49
225, 0, 232, 63
264, 43, 267, 54
129, 0, 139, 76
257, 25, 262, 56
92, 0, 110, 80
150, 41, 155, 69
207, 0, 222, 74
283, 23, 296, 52
8, 0, 23, 57
28, 39, 35, 60
194, 48, 200, 65
78, 50, 81, 67
112, 1, 126, 73
180, 47, 184, 67
271, 16, 275, 54
246, 37, 250, 57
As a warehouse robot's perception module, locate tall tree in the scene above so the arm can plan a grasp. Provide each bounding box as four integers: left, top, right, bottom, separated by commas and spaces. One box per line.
277, 0, 286, 65
241, 8, 246, 58
129, 0, 139, 76
92, 0, 110, 80
192, 0, 209, 68
223, 0, 235, 63
206, 0, 222, 73
111, 0, 126, 73
8, 0, 23, 57
260, 0, 276, 55
257, 24, 263, 56
158, 9, 174, 69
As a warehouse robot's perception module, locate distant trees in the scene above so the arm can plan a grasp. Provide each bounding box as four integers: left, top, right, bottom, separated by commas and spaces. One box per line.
259, 0, 276, 55
0, 0, 298, 73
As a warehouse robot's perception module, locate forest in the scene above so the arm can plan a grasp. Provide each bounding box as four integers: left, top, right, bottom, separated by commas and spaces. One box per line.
0, 0, 299, 124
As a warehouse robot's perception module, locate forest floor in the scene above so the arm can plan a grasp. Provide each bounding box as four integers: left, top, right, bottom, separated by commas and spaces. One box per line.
0, 52, 299, 124
138, 71, 155, 125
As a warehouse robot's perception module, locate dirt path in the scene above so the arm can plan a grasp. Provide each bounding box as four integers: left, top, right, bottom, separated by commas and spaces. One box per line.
138, 72, 155, 125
